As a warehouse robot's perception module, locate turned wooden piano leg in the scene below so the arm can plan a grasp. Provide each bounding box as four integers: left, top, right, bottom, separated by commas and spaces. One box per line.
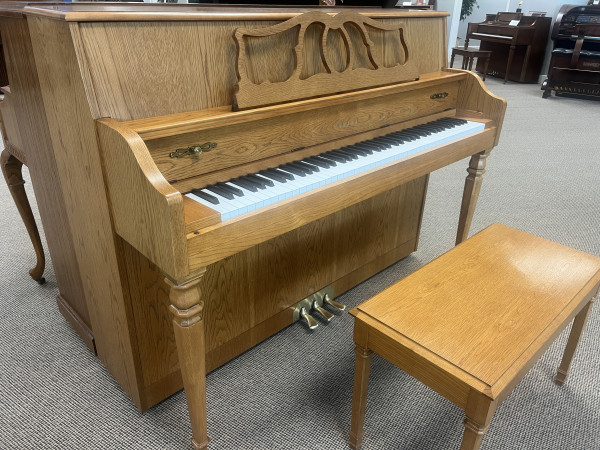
1, 149, 46, 283
456, 151, 488, 245
166, 270, 210, 450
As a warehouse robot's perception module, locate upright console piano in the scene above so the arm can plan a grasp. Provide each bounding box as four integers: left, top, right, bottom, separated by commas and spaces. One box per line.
0, 3, 505, 447
542, 4, 600, 99
466, 12, 551, 83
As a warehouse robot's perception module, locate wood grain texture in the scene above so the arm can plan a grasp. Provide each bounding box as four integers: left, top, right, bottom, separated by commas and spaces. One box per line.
67, 14, 446, 121
167, 274, 209, 450
355, 224, 600, 396
97, 119, 189, 280
455, 151, 488, 244
27, 15, 144, 405
147, 80, 459, 183
350, 223, 600, 449
448, 68, 507, 146
233, 11, 419, 109
554, 297, 596, 386
125, 71, 466, 140
22, 4, 449, 23
121, 180, 426, 402
0, 15, 90, 330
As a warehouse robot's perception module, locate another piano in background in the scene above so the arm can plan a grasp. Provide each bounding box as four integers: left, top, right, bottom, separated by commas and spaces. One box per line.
465, 11, 551, 83
542, 4, 600, 99
0, 4, 505, 447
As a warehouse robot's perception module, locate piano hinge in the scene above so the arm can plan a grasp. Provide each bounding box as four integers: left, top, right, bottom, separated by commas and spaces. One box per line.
292, 147, 305, 152
170, 142, 217, 158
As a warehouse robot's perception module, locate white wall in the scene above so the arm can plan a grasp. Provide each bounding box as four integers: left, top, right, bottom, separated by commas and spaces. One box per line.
435, 0, 462, 57
455, 0, 590, 79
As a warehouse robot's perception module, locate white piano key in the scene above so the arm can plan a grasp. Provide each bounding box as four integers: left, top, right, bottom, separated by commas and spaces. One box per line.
186, 119, 486, 221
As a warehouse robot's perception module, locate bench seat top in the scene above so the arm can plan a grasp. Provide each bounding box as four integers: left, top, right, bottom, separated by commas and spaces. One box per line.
351, 223, 600, 397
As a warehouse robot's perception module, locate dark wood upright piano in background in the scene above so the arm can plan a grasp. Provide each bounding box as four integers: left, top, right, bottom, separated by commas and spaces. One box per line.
542, 4, 600, 99
0, 3, 506, 447
466, 11, 551, 83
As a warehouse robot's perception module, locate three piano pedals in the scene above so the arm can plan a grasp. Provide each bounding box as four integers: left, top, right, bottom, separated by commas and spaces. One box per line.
292, 286, 346, 330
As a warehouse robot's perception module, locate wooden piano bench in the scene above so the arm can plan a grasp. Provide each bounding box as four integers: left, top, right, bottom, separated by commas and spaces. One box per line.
348, 223, 600, 450
450, 48, 492, 81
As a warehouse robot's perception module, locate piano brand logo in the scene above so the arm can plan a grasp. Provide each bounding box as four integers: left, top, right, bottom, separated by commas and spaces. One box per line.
335, 118, 359, 130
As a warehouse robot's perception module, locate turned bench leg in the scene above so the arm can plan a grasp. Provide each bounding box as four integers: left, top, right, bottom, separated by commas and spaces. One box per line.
461, 391, 497, 450
555, 295, 597, 386
349, 344, 373, 449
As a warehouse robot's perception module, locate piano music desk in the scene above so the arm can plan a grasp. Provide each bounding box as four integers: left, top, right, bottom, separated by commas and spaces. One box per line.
349, 224, 600, 449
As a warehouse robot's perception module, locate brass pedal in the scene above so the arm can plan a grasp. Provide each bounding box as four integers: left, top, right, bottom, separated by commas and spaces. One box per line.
311, 296, 334, 322
293, 298, 318, 330
314, 286, 346, 313
293, 285, 344, 329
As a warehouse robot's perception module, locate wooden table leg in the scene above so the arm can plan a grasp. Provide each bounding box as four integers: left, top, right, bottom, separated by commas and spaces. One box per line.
461, 391, 496, 450
1, 149, 45, 283
554, 294, 597, 386
349, 343, 373, 450
166, 270, 210, 450
456, 151, 488, 245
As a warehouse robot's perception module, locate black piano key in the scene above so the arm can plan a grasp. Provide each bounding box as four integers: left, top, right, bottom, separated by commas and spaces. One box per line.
378, 134, 405, 145
218, 182, 244, 197
393, 131, 416, 141
280, 164, 306, 177
401, 130, 422, 139
351, 143, 375, 152
410, 129, 428, 137
412, 126, 432, 136
260, 169, 289, 183
287, 161, 312, 174
369, 137, 396, 147
247, 173, 274, 187
294, 161, 319, 173
230, 178, 258, 192
191, 189, 220, 205
271, 168, 295, 180
205, 185, 234, 200
304, 156, 333, 168
341, 146, 368, 157
331, 149, 357, 160
321, 152, 348, 164
308, 156, 336, 167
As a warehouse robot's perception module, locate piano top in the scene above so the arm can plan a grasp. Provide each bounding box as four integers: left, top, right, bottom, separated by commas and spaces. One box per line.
1, 2, 449, 21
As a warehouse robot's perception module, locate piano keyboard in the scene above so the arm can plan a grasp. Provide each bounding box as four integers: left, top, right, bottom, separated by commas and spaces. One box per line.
185, 118, 485, 221
470, 32, 512, 40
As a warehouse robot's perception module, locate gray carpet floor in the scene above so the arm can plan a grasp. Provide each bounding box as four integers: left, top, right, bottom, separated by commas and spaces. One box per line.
1, 76, 599, 449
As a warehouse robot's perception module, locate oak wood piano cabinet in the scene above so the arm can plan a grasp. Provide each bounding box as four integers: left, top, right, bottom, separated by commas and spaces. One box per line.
0, 3, 505, 447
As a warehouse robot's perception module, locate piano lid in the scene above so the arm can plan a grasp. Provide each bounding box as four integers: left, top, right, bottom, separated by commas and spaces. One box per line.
20, 2, 449, 22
